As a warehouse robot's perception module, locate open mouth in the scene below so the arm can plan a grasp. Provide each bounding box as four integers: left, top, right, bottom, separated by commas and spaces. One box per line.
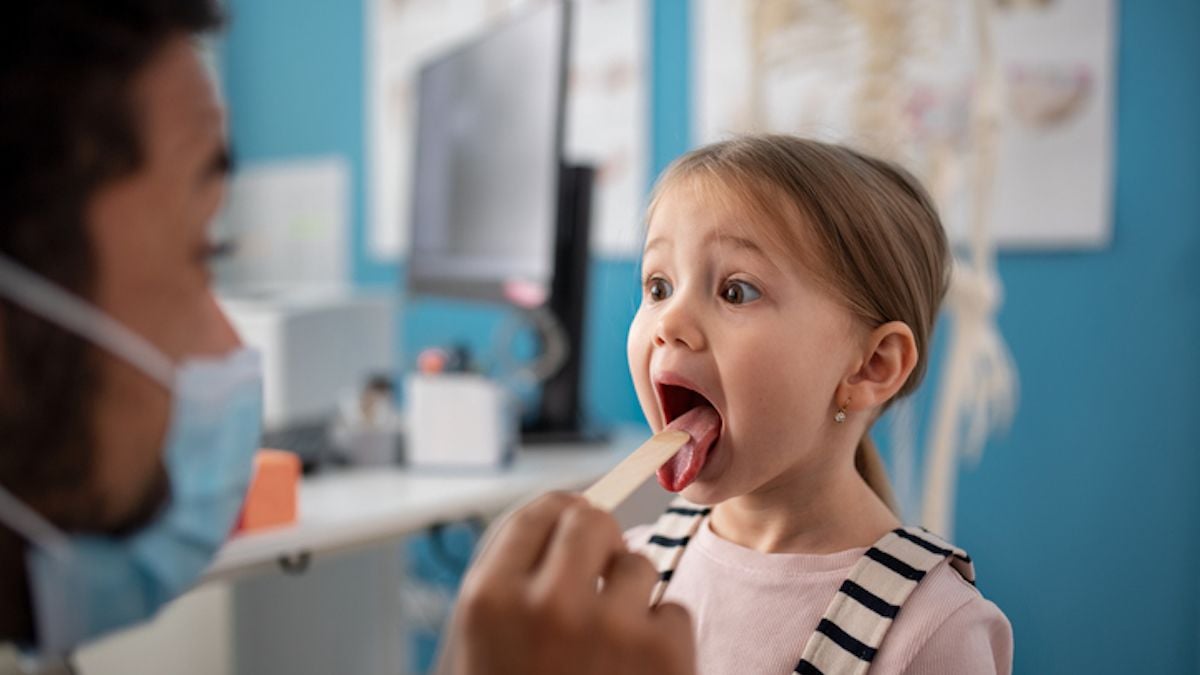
656, 381, 723, 493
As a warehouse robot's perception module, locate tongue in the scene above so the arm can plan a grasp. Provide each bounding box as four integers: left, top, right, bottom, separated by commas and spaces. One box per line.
657, 405, 722, 492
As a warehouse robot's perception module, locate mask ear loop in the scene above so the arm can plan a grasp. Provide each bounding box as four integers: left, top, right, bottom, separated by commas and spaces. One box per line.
0, 255, 175, 390
0, 482, 78, 662
0, 484, 69, 558
0, 256, 175, 660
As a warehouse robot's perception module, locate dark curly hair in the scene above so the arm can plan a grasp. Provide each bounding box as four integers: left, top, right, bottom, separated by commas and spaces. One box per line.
0, 1, 224, 521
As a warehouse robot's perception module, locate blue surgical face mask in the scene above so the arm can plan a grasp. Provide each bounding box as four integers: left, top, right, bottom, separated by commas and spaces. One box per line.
0, 254, 263, 657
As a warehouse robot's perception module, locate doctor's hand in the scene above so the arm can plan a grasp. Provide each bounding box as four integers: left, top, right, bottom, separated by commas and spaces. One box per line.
437, 492, 696, 675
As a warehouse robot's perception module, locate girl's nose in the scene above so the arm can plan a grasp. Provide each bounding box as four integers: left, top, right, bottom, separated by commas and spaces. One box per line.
654, 295, 706, 351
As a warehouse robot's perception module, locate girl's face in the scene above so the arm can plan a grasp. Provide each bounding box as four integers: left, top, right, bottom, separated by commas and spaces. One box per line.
627, 178, 866, 504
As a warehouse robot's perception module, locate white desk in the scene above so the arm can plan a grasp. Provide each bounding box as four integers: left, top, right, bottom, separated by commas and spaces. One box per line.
205, 432, 644, 582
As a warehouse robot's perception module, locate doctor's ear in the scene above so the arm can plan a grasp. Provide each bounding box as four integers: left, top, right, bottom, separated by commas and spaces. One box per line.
839, 321, 918, 414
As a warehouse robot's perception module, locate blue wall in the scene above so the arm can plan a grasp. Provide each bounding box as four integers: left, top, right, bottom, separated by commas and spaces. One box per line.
957, 2, 1200, 671
221, 1, 1200, 672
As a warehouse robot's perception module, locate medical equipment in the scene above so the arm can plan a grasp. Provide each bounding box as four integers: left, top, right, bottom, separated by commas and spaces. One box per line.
406, 1, 597, 442
236, 450, 302, 533
219, 290, 396, 467
330, 375, 404, 466
406, 374, 517, 470
583, 430, 689, 512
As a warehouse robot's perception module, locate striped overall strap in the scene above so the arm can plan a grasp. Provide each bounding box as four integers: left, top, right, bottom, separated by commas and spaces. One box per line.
793, 526, 976, 675
639, 496, 710, 606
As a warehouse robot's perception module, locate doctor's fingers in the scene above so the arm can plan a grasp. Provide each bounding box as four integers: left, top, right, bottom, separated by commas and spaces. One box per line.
599, 558, 697, 675
530, 500, 626, 601
646, 601, 698, 675
600, 551, 659, 609
470, 491, 583, 580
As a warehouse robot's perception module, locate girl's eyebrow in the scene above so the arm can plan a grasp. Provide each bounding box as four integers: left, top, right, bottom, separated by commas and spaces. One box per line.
704, 232, 768, 258
644, 234, 765, 255
643, 236, 670, 255
643, 232, 777, 272
706, 232, 786, 275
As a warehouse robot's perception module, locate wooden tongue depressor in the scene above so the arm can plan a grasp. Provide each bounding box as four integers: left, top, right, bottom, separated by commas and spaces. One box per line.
583, 430, 690, 512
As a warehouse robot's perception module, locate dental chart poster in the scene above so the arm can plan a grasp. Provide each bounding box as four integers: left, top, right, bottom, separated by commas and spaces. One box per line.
367, 0, 648, 259
694, 0, 1116, 250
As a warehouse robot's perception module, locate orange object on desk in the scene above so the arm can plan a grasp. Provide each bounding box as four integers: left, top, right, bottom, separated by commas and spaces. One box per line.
235, 449, 301, 533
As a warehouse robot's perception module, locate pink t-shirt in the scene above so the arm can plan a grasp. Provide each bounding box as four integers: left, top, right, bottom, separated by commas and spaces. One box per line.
627, 520, 1013, 675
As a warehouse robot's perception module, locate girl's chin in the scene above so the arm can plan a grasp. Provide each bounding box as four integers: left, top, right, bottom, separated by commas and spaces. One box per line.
678, 483, 720, 505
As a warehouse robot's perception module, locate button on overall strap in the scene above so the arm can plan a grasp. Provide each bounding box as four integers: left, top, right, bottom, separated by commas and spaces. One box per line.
793, 526, 975, 675
640, 497, 710, 606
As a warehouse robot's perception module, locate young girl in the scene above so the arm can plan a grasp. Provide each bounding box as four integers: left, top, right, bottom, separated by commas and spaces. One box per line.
625, 135, 1012, 674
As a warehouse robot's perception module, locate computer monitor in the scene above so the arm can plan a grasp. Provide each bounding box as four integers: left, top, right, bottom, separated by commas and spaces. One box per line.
407, 1, 597, 441
408, 1, 567, 301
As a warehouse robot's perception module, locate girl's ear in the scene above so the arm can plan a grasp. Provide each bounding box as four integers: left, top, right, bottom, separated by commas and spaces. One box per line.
839, 321, 919, 414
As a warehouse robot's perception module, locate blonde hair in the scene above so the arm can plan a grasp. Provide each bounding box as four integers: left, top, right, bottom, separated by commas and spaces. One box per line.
649, 135, 951, 512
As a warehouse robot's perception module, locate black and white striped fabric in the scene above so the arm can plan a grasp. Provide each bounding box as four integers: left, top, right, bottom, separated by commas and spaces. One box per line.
640, 497, 976, 675
642, 498, 712, 605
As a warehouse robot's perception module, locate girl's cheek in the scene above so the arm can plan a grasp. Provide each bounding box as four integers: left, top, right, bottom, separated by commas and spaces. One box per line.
627, 312, 662, 428
626, 311, 644, 368
626, 312, 650, 383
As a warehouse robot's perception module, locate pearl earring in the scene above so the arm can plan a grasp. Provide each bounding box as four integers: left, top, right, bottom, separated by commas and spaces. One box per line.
835, 398, 850, 424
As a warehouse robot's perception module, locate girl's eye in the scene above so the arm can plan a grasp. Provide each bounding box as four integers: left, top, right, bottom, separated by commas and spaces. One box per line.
646, 277, 673, 302
721, 279, 762, 305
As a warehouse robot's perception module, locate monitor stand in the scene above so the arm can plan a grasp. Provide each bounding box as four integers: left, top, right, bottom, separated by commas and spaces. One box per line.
520, 163, 605, 447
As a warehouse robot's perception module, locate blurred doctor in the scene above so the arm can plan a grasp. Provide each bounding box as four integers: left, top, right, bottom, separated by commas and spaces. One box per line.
0, 3, 694, 674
